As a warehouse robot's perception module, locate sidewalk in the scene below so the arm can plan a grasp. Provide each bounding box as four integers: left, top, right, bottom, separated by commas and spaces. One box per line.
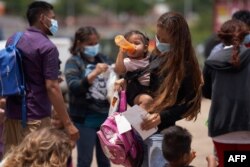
72, 98, 213, 167
176, 98, 213, 167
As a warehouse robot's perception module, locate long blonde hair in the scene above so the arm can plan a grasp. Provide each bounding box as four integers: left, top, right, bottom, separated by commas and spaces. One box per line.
3, 127, 73, 167
151, 12, 203, 121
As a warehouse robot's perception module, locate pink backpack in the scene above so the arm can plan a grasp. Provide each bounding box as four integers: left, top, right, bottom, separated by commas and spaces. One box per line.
97, 91, 143, 167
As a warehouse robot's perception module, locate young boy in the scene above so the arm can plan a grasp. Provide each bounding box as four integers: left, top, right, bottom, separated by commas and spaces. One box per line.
162, 126, 217, 167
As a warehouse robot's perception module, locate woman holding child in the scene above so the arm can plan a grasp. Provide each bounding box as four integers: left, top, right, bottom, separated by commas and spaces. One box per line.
115, 11, 203, 167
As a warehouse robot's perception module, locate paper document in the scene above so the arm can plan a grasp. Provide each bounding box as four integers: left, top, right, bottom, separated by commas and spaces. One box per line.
123, 105, 158, 140
115, 114, 132, 134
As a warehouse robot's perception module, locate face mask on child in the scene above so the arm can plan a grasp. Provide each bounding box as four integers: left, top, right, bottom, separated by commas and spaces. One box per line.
155, 36, 170, 53
83, 44, 100, 57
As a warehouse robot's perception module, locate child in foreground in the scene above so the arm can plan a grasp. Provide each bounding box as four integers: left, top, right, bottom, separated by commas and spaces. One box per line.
0, 127, 74, 167
162, 125, 217, 167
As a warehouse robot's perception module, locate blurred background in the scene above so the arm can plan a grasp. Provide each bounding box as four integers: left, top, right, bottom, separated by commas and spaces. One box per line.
0, 1, 249, 166
0, 0, 250, 65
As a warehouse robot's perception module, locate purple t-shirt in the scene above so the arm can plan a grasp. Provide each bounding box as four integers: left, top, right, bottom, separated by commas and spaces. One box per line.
6, 27, 59, 120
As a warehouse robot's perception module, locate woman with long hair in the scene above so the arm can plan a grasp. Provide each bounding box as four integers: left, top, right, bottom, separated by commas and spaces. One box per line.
140, 12, 203, 167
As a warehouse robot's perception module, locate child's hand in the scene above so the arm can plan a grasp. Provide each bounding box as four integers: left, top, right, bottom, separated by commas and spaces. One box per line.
206, 154, 218, 167
119, 48, 126, 54
114, 78, 125, 91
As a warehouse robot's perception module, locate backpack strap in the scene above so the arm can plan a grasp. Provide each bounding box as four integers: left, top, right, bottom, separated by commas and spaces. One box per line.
12, 32, 24, 47
13, 32, 26, 127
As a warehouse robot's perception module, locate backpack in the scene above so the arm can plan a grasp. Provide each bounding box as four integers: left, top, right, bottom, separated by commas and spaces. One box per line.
97, 91, 144, 167
0, 32, 26, 127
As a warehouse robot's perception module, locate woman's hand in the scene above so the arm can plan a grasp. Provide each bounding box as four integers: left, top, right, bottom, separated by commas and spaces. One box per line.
88, 63, 109, 84
141, 112, 161, 130
94, 63, 109, 75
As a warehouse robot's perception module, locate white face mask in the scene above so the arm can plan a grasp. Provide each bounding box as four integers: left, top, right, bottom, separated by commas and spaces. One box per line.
49, 18, 58, 36
155, 35, 170, 53
83, 44, 100, 57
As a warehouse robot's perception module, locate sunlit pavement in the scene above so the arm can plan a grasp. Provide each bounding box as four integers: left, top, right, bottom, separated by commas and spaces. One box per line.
176, 98, 213, 167
72, 98, 213, 167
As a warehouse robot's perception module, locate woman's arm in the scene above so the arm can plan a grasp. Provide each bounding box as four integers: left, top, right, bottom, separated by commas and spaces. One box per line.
64, 57, 90, 95
158, 102, 192, 130
141, 102, 192, 131
114, 49, 126, 75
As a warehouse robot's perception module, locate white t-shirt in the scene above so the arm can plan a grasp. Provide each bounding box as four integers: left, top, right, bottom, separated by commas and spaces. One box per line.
124, 54, 150, 86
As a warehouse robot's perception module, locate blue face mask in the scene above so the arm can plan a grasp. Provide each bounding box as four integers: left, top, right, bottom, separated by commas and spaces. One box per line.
49, 19, 58, 36
84, 44, 100, 57
243, 34, 250, 44
155, 35, 170, 53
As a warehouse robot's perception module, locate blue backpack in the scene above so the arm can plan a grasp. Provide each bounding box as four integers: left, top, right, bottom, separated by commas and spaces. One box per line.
0, 32, 26, 127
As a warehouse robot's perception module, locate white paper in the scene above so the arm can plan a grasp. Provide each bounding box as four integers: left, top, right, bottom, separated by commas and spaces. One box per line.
123, 105, 158, 140
115, 114, 132, 134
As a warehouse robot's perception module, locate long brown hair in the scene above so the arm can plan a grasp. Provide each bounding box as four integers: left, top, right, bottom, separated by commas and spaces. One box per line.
218, 19, 249, 67
152, 12, 203, 121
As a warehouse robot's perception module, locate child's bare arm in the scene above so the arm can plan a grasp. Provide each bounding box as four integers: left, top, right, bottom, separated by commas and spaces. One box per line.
114, 49, 126, 75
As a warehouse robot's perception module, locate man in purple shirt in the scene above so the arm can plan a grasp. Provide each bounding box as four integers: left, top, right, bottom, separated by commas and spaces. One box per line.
4, 1, 79, 154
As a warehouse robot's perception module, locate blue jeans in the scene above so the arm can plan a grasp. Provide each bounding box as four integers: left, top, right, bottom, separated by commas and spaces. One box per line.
141, 133, 168, 167
75, 123, 110, 167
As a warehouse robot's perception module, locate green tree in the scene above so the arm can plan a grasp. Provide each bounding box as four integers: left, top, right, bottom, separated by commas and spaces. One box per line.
99, 0, 153, 15
54, 0, 87, 17
2, 0, 33, 17
166, 0, 213, 44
